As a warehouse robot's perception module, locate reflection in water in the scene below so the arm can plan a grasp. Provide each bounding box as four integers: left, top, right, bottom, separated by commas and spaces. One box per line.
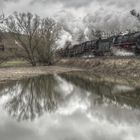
59, 72, 140, 109
0, 75, 63, 121
0, 72, 140, 140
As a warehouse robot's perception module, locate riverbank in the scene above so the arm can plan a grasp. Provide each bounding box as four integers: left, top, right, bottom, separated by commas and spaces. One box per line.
0, 66, 81, 82
57, 57, 140, 79
0, 57, 140, 83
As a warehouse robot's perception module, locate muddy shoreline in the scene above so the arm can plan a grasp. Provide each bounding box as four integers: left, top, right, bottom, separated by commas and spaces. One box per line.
0, 57, 140, 83
0, 66, 82, 82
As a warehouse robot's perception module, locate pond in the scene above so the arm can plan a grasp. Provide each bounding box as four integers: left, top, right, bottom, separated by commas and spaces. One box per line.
0, 71, 140, 140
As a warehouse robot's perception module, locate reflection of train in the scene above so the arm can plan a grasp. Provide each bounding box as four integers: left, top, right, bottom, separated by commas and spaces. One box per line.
58, 32, 140, 57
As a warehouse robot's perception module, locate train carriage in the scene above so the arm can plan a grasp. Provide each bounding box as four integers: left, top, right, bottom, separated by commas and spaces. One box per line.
93, 38, 113, 56
113, 32, 140, 54
57, 31, 140, 58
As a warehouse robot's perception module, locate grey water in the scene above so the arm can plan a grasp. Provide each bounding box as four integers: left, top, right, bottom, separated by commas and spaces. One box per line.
0, 71, 140, 140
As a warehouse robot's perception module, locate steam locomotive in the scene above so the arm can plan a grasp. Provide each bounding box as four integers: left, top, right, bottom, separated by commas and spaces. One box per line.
58, 32, 140, 57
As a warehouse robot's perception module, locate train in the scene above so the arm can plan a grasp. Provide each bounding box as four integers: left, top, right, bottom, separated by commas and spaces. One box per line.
57, 32, 140, 57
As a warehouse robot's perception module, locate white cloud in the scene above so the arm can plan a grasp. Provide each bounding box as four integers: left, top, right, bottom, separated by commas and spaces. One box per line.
1, 0, 140, 44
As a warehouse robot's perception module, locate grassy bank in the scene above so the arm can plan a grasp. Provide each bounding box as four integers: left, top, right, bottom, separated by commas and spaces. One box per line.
0, 60, 30, 67
57, 57, 140, 79
0, 58, 140, 82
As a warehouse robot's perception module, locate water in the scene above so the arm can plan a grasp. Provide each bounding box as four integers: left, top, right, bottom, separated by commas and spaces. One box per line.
0, 72, 140, 140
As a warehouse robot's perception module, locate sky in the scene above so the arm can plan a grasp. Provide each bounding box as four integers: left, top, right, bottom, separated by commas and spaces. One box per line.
1, 0, 140, 17
1, 0, 140, 44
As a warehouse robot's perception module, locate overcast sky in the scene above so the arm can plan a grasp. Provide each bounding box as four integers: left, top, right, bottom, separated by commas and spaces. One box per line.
0, 0, 139, 17
1, 0, 140, 44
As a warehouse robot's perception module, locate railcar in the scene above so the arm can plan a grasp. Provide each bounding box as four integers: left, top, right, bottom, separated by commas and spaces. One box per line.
57, 32, 140, 57
93, 38, 113, 56
113, 32, 140, 54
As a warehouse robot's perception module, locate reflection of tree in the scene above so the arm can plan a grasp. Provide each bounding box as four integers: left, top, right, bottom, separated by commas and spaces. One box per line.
2, 75, 63, 121
59, 72, 140, 109
0, 80, 18, 95
0, 72, 140, 121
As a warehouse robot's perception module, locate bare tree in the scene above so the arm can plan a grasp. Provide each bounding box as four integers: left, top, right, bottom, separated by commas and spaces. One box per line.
2, 75, 62, 121
0, 12, 5, 39
5, 12, 62, 66
5, 12, 41, 66
36, 18, 62, 65
0, 51, 14, 65
0, 13, 13, 65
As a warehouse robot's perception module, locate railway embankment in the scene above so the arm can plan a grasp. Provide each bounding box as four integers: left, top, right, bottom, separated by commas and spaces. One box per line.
57, 57, 140, 79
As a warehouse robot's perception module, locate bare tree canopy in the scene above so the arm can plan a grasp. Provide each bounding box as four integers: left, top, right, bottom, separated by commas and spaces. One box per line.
37, 18, 62, 65
0, 13, 13, 64
5, 12, 62, 66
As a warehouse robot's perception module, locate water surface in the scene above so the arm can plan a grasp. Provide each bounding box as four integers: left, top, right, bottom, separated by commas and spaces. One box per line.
0, 72, 140, 140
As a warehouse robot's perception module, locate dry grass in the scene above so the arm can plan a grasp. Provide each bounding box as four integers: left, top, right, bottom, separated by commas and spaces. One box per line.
58, 57, 140, 79
0, 60, 30, 67
0, 66, 82, 82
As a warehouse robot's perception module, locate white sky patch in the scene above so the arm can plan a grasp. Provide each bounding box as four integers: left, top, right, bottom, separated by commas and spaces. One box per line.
3, 0, 32, 15
1, 0, 140, 46
56, 93, 89, 116
0, 94, 10, 106
55, 75, 74, 96
3, 0, 63, 17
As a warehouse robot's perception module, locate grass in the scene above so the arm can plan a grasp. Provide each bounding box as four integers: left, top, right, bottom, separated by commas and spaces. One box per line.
0, 60, 30, 67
